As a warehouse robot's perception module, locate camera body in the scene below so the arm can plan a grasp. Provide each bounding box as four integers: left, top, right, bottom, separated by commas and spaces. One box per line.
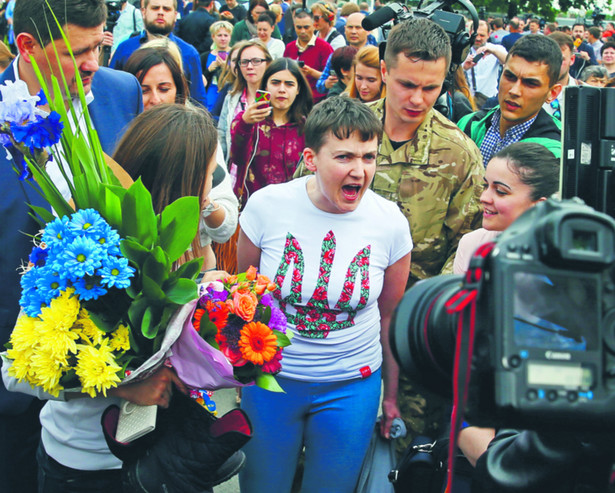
106, 0, 125, 32
392, 198, 615, 431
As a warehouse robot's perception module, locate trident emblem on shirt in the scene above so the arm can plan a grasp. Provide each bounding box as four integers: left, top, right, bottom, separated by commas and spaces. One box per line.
273, 230, 371, 339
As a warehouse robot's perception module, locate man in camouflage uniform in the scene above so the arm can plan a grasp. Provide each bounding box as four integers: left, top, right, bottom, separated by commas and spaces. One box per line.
370, 18, 484, 450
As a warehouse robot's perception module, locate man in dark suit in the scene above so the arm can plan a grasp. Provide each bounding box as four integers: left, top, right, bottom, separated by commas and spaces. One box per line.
176, 0, 217, 54
0, 1, 142, 491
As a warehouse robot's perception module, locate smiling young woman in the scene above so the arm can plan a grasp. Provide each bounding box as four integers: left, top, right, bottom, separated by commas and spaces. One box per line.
453, 142, 559, 274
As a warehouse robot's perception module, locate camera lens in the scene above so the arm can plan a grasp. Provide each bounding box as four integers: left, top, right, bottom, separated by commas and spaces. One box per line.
391, 274, 464, 397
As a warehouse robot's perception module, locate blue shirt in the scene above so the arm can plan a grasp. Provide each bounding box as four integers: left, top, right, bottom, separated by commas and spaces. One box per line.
110, 31, 207, 107
479, 109, 537, 164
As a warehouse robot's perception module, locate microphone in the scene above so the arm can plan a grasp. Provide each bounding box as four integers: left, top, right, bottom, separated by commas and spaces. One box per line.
362, 3, 406, 31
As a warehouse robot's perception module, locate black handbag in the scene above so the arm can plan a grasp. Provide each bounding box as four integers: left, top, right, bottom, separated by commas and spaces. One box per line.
102, 390, 252, 492
388, 435, 447, 493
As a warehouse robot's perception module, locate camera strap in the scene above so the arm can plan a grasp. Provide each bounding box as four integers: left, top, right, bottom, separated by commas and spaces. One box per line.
441, 241, 495, 493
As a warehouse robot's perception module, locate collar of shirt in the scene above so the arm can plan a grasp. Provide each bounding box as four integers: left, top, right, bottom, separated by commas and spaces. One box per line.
374, 98, 434, 164
480, 108, 537, 164
13, 55, 95, 203
297, 34, 317, 53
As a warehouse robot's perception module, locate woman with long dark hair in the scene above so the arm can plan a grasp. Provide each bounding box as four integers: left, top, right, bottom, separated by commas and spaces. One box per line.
122, 40, 189, 109
230, 57, 313, 203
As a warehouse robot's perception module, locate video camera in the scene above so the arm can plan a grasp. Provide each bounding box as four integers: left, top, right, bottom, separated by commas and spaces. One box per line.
391, 197, 615, 431
106, 0, 125, 32
361, 0, 479, 70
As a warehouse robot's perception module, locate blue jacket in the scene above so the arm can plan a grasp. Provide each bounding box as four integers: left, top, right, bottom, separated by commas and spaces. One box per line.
0, 62, 142, 414
110, 31, 207, 107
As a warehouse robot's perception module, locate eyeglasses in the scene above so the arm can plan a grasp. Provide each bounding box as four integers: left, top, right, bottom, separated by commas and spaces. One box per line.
313, 15, 322, 21
239, 58, 267, 67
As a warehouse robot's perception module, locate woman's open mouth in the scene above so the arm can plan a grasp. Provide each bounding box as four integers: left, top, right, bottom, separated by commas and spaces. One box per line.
342, 184, 361, 200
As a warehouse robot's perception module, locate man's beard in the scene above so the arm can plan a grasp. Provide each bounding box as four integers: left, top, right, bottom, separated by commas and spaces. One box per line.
145, 19, 174, 36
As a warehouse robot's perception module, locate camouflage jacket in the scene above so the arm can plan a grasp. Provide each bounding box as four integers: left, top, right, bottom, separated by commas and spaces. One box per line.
368, 99, 484, 287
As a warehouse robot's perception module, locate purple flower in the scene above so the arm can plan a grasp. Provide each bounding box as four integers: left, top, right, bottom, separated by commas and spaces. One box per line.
198, 283, 228, 306
219, 315, 244, 351
270, 307, 287, 333
260, 294, 287, 333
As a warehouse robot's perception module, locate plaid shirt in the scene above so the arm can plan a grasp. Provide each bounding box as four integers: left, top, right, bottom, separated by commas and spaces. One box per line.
479, 109, 537, 164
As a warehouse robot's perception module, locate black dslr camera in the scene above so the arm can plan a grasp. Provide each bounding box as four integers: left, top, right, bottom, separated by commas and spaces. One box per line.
391, 198, 615, 431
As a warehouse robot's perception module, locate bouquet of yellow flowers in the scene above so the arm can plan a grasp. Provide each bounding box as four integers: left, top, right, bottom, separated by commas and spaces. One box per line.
1, 36, 202, 397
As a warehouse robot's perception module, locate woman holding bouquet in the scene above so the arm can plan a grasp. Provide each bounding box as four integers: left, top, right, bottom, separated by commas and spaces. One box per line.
237, 97, 412, 492
4, 104, 218, 492
122, 42, 239, 275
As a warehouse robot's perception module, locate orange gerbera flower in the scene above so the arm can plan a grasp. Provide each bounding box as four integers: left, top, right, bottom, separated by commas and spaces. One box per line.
238, 322, 278, 366
205, 300, 229, 330
192, 308, 206, 332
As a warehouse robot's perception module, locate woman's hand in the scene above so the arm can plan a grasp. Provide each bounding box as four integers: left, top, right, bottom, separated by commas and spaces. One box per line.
109, 366, 187, 408
201, 270, 230, 284
242, 100, 271, 124
380, 397, 402, 439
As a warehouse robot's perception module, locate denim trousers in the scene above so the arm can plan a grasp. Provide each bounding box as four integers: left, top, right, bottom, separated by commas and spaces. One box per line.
239, 369, 381, 493
37, 443, 123, 493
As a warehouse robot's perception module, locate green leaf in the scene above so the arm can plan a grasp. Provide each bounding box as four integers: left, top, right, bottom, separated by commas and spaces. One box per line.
27, 204, 55, 224
121, 179, 157, 247
97, 185, 123, 230
260, 306, 272, 325
273, 330, 293, 348
172, 257, 204, 281
128, 296, 148, 332
120, 238, 149, 267
159, 196, 200, 263
199, 317, 218, 340
143, 249, 169, 286
165, 278, 198, 304
142, 274, 167, 302
141, 306, 156, 338
256, 372, 285, 392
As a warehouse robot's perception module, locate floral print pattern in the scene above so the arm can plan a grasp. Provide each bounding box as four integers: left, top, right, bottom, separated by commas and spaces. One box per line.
273, 230, 371, 339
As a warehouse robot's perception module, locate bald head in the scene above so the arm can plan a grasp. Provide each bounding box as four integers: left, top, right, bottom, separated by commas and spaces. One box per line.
346, 12, 368, 48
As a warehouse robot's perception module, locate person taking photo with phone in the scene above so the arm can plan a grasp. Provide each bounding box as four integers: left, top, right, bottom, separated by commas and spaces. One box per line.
230, 57, 313, 204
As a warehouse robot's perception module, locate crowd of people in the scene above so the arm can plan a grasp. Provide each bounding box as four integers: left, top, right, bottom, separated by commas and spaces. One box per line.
1, 0, 615, 492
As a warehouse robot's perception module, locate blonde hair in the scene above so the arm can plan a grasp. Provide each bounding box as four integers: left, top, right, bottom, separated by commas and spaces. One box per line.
140, 38, 184, 72
346, 45, 386, 101
269, 3, 283, 22
210, 20, 233, 51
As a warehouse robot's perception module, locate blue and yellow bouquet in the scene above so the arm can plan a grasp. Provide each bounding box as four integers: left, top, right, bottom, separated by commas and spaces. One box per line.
1, 27, 203, 397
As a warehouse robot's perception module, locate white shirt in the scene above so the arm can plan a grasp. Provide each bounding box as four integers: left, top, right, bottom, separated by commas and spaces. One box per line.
13, 57, 95, 203
465, 43, 506, 98
240, 177, 412, 382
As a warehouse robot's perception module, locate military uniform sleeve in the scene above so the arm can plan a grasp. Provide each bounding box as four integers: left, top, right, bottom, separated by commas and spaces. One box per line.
440, 140, 484, 275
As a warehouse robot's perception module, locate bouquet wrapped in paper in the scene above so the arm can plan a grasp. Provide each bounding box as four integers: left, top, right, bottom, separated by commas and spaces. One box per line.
1, 52, 204, 397
169, 267, 292, 392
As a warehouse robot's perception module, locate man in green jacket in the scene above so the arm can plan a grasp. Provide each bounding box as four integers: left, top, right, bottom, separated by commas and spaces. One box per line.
458, 34, 563, 164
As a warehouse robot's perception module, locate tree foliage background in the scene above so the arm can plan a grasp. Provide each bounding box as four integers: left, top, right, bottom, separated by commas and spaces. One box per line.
464, 0, 611, 21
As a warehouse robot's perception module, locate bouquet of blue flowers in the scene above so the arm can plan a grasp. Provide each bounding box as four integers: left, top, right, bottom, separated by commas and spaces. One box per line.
1, 25, 203, 397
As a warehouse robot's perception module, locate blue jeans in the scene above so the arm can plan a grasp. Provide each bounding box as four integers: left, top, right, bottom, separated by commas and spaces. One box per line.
239, 370, 381, 493
37, 443, 123, 493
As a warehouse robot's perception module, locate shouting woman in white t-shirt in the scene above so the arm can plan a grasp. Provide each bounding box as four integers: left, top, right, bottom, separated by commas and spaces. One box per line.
237, 96, 412, 492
